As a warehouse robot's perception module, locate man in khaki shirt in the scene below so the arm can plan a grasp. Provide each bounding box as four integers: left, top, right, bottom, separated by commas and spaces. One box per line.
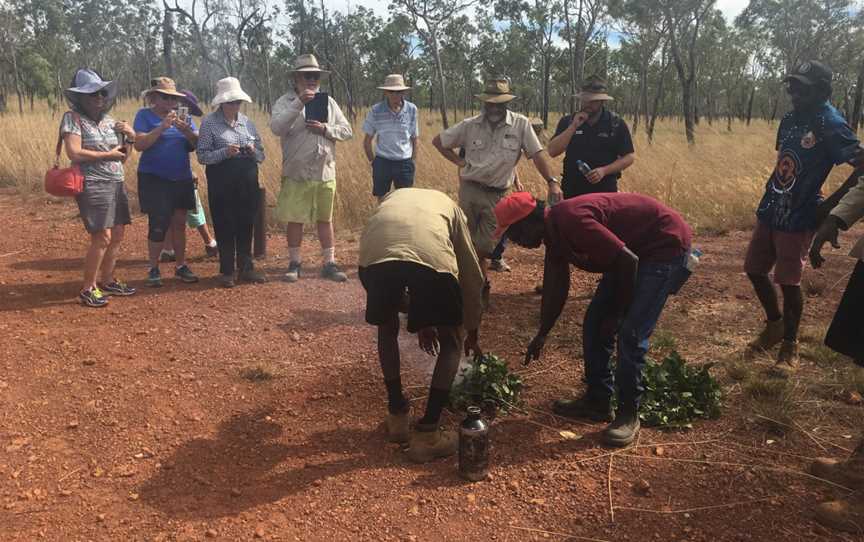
359, 188, 484, 463
432, 79, 560, 300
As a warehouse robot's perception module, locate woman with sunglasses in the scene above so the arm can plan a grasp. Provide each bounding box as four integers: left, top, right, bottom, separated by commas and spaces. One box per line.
134, 77, 200, 287
61, 68, 136, 308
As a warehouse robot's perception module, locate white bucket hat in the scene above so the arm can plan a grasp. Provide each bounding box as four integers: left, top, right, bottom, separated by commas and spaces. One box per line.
211, 77, 252, 107
377, 74, 411, 91
64, 68, 118, 105
290, 54, 330, 74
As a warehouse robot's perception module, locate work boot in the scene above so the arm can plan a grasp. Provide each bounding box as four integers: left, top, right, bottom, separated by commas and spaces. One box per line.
406, 424, 457, 463
321, 262, 348, 282
814, 494, 864, 533
603, 403, 640, 447
769, 340, 799, 379
489, 258, 511, 272
386, 410, 410, 444
238, 261, 267, 284
748, 318, 784, 352
810, 440, 864, 489
552, 394, 615, 423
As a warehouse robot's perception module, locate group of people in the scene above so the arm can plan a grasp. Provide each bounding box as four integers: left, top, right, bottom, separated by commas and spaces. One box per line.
60, 55, 864, 531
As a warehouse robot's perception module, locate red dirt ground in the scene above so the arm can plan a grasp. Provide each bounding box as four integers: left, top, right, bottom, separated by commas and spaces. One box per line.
1, 192, 863, 542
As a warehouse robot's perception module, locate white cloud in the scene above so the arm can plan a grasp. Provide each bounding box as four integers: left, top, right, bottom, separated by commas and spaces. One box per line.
716, 0, 749, 22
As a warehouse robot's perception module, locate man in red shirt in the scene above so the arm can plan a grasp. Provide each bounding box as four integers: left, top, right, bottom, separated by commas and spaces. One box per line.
494, 192, 693, 446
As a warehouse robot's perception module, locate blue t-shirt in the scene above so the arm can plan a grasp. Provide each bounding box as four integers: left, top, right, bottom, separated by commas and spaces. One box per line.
756, 102, 859, 232
133, 108, 196, 181
362, 100, 418, 161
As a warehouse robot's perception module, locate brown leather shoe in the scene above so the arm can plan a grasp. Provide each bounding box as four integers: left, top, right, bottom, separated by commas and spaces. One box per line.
748, 319, 784, 352
407, 425, 457, 463
814, 496, 864, 533
769, 339, 799, 378
810, 439, 864, 490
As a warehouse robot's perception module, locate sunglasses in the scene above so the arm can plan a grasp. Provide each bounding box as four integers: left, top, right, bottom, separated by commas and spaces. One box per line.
226, 100, 244, 105
87, 89, 109, 98
302, 73, 321, 81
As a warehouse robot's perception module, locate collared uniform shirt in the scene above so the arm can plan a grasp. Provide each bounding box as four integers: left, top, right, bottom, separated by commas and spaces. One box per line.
269, 91, 353, 182
196, 111, 265, 165
554, 108, 634, 196
831, 174, 864, 260
362, 100, 418, 161
359, 188, 485, 331
439, 110, 543, 190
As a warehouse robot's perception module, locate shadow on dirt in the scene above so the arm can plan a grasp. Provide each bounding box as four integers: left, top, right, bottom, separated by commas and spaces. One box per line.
9, 257, 148, 272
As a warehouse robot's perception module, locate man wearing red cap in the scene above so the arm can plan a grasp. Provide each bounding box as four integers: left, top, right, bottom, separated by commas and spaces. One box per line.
494, 192, 693, 446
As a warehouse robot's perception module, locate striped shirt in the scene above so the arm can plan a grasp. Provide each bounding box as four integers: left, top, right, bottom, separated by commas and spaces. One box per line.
362, 100, 418, 161
60, 111, 124, 183
196, 110, 265, 165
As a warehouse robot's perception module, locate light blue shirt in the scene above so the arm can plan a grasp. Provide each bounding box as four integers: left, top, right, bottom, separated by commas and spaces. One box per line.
362, 100, 418, 161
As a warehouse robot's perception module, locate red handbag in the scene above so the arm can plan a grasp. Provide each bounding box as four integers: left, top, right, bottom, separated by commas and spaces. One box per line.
45, 113, 84, 197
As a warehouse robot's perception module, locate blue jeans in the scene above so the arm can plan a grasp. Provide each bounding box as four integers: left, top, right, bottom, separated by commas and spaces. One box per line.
491, 237, 507, 261
582, 255, 691, 407
372, 156, 415, 196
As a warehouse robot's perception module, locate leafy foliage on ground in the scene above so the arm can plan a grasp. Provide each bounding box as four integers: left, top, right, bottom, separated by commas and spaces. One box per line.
640, 351, 722, 429
450, 354, 523, 414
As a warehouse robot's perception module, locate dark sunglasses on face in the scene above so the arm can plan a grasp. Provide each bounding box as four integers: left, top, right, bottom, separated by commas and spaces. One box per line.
87, 89, 109, 98
302, 73, 321, 81
226, 100, 244, 105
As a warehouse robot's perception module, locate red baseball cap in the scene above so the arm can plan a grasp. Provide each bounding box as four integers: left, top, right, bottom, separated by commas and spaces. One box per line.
494, 191, 537, 238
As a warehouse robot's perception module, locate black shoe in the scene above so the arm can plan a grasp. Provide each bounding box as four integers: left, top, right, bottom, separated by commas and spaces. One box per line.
552, 395, 615, 423
205, 244, 219, 258
603, 404, 640, 447
98, 279, 136, 296
218, 274, 235, 288
175, 264, 199, 283
238, 263, 267, 284
147, 266, 162, 287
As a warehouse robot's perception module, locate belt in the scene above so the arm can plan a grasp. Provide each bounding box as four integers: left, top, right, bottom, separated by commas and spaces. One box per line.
466, 180, 507, 193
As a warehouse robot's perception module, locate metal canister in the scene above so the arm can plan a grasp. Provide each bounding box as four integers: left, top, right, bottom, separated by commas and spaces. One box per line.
459, 406, 489, 481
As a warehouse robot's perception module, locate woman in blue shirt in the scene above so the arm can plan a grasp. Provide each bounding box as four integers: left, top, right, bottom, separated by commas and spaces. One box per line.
134, 77, 200, 287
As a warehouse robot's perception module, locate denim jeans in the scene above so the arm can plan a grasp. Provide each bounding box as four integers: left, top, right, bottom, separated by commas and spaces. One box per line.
490, 237, 507, 261
582, 254, 691, 407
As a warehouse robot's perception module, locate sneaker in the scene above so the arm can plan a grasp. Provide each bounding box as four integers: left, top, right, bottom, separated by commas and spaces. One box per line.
552, 394, 615, 422
218, 274, 235, 289
147, 267, 162, 288
814, 495, 864, 533
748, 318, 784, 352
489, 258, 511, 272
321, 262, 348, 282
238, 262, 267, 284
205, 243, 219, 258
386, 410, 410, 444
769, 339, 799, 379
407, 425, 458, 463
79, 287, 108, 308
602, 404, 641, 447
284, 261, 302, 283
175, 265, 199, 283
99, 280, 136, 296
159, 250, 176, 262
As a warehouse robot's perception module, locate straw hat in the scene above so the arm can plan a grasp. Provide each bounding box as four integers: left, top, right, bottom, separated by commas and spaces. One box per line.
211, 77, 252, 106
64, 68, 118, 104
475, 79, 517, 104
290, 54, 330, 73
575, 76, 614, 101
141, 77, 186, 101
377, 74, 411, 91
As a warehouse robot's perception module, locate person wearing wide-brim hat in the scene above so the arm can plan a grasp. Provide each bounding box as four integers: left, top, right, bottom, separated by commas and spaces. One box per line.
270, 54, 353, 284
133, 76, 202, 287
363, 74, 419, 202
432, 77, 558, 305
547, 75, 635, 200
197, 77, 267, 288
60, 68, 137, 307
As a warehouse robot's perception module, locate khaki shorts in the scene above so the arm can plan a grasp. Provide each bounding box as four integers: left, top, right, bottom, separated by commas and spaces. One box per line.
743, 221, 814, 286
275, 178, 336, 224
458, 180, 507, 258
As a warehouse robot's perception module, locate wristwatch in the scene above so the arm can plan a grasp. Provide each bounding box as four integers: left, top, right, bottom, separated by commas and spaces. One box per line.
546, 176, 560, 185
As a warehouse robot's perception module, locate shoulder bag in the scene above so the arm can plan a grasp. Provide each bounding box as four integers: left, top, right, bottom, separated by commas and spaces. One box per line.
44, 112, 84, 197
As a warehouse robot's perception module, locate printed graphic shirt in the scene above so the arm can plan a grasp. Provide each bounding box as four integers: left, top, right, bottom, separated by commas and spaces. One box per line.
757, 102, 859, 232
362, 100, 419, 161
134, 108, 196, 181
60, 111, 124, 183
197, 110, 265, 165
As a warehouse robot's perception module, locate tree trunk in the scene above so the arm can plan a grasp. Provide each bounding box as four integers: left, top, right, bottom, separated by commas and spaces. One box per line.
11, 45, 23, 115
648, 67, 667, 144
541, 52, 550, 128
852, 57, 864, 132
162, 11, 175, 79
430, 29, 449, 129
746, 85, 755, 126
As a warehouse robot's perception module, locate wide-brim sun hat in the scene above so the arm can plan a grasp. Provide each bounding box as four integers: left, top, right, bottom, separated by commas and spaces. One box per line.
179, 90, 204, 117
378, 74, 411, 91
290, 53, 331, 74
475, 79, 517, 104
493, 191, 538, 238
140, 76, 186, 101
64, 68, 118, 105
211, 77, 252, 107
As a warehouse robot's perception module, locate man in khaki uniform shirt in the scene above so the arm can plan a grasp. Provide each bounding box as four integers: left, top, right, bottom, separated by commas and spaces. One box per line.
433, 79, 560, 272
359, 188, 484, 463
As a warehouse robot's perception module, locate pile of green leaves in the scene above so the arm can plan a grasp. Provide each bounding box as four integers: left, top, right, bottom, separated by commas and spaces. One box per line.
639, 351, 722, 429
450, 354, 523, 414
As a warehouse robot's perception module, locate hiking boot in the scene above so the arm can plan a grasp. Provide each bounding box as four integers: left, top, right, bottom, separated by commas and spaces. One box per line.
552, 395, 615, 423
489, 258, 511, 272
810, 440, 864, 490
814, 494, 864, 533
218, 274, 235, 289
321, 262, 348, 282
147, 266, 162, 288
175, 265, 199, 283
386, 410, 410, 444
99, 279, 136, 296
407, 424, 458, 463
79, 287, 108, 308
284, 261, 301, 283
205, 243, 219, 258
748, 318, 784, 352
769, 340, 799, 379
534, 283, 543, 295
159, 249, 176, 262
238, 262, 267, 284
603, 403, 641, 447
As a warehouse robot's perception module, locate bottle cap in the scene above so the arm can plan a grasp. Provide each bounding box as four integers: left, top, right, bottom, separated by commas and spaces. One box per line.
467, 406, 482, 416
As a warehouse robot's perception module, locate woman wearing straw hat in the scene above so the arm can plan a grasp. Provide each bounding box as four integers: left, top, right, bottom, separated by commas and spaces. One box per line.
60, 68, 136, 308
134, 77, 201, 287
197, 77, 267, 288
362, 74, 418, 202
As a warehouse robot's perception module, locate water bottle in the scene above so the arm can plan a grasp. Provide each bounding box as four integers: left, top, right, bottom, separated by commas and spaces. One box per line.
686, 248, 702, 272
459, 406, 489, 481
576, 160, 591, 176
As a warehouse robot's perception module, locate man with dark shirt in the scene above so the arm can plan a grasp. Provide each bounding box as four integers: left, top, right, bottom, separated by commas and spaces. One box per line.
548, 76, 635, 198
494, 192, 693, 446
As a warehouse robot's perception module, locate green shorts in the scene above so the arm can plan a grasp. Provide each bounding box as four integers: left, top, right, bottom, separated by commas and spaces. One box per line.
186, 189, 207, 229
275, 178, 336, 224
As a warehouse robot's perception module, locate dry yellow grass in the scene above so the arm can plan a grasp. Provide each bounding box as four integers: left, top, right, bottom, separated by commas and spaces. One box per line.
0, 101, 855, 233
